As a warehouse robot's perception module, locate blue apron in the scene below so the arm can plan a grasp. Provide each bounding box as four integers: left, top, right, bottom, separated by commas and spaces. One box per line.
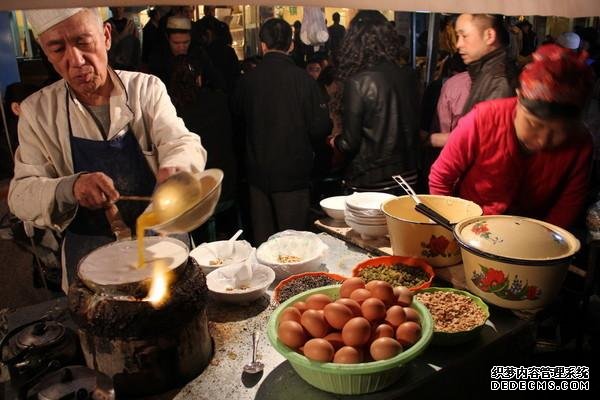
62, 90, 156, 287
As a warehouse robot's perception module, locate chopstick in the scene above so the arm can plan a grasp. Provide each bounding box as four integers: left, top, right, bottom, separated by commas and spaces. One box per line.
414, 203, 454, 232
392, 174, 453, 232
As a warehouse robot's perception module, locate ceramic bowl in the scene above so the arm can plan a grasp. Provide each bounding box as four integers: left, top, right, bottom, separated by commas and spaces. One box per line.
344, 213, 387, 226
346, 192, 396, 211
206, 263, 275, 304
190, 240, 254, 275
256, 232, 328, 280
345, 218, 388, 240
454, 215, 580, 310
267, 285, 433, 395
320, 196, 347, 220
381, 195, 483, 267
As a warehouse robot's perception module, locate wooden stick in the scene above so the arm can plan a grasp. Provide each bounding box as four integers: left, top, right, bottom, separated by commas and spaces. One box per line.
119, 195, 152, 201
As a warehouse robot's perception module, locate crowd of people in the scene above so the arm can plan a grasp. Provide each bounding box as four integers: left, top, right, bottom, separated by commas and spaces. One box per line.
2, 7, 600, 290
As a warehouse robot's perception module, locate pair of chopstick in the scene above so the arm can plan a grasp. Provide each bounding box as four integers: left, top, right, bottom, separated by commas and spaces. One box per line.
392, 175, 453, 232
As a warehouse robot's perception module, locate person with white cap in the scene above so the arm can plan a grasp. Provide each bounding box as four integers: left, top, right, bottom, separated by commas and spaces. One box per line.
148, 15, 225, 90
8, 8, 207, 292
557, 32, 581, 51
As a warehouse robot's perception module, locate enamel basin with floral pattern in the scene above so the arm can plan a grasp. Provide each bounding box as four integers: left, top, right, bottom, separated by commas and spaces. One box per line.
454, 215, 580, 310
381, 195, 483, 267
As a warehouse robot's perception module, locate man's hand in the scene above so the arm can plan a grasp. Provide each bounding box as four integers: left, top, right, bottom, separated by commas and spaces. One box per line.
157, 167, 182, 184
73, 172, 119, 209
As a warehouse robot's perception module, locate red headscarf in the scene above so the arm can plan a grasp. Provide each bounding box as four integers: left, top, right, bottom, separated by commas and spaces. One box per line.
519, 44, 593, 107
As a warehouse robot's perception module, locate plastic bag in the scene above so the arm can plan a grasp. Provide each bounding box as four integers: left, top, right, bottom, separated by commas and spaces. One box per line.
301, 7, 329, 48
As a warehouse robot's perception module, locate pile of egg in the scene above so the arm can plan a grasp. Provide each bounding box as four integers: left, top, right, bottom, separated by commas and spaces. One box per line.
276, 277, 422, 363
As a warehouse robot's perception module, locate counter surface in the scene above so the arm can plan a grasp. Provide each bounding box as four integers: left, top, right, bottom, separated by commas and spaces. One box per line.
2, 233, 534, 399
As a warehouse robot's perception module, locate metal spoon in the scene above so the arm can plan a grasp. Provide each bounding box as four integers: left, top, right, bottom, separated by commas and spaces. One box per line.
243, 330, 264, 374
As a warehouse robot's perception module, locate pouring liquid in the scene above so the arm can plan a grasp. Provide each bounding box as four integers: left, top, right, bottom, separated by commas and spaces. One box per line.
136, 211, 159, 267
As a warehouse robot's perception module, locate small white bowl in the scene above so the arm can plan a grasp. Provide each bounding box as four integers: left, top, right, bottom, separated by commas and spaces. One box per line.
206, 263, 275, 304
320, 196, 347, 220
256, 232, 328, 280
190, 240, 254, 274
345, 218, 389, 240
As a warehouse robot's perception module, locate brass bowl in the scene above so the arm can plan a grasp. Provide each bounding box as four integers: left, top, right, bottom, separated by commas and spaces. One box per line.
150, 169, 223, 234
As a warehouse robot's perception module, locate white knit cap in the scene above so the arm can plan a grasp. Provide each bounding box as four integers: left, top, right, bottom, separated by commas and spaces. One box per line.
556, 32, 581, 50
166, 16, 191, 31
25, 8, 83, 36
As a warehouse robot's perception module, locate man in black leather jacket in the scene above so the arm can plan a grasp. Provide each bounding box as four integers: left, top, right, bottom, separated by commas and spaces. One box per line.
232, 18, 331, 244
330, 11, 420, 190
457, 14, 517, 115
429, 14, 517, 148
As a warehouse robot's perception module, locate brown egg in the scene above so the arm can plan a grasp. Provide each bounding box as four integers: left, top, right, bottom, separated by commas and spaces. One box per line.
294, 301, 308, 313
333, 346, 363, 364
300, 309, 330, 338
403, 307, 420, 322
305, 294, 333, 310
395, 286, 414, 307
385, 305, 407, 327
365, 279, 387, 291
370, 337, 403, 361
323, 303, 353, 329
335, 298, 362, 317
342, 317, 371, 347
371, 323, 395, 341
303, 338, 335, 362
277, 321, 307, 349
323, 332, 345, 350
370, 281, 396, 306
395, 321, 422, 346
350, 288, 372, 304
340, 277, 366, 298
361, 298, 386, 322
279, 307, 302, 324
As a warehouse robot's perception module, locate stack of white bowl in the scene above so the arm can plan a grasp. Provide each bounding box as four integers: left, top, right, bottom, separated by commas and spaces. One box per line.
344, 192, 396, 239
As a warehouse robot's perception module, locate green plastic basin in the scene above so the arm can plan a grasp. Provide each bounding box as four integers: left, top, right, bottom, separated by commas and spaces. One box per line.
267, 285, 434, 395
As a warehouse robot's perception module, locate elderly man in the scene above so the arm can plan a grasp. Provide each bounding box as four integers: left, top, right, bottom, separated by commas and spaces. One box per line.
429, 14, 517, 148
9, 8, 207, 292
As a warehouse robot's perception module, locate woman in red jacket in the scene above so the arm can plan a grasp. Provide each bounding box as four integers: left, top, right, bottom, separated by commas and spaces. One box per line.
429, 44, 594, 229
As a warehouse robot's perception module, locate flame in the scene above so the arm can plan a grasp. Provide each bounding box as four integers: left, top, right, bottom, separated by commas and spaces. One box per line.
144, 261, 172, 307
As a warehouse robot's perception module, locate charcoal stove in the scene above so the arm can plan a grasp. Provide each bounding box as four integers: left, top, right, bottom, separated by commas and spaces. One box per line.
67, 237, 213, 397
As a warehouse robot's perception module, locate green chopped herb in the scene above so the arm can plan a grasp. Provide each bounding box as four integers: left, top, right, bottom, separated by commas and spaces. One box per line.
358, 263, 429, 288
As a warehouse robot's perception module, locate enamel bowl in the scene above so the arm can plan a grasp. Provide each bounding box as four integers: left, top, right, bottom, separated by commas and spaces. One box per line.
381, 195, 483, 267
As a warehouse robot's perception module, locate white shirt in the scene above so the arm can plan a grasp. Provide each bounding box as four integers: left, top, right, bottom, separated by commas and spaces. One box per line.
9, 69, 207, 231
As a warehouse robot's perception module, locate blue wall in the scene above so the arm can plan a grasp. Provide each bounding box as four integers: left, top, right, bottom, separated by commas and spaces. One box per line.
0, 11, 20, 95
